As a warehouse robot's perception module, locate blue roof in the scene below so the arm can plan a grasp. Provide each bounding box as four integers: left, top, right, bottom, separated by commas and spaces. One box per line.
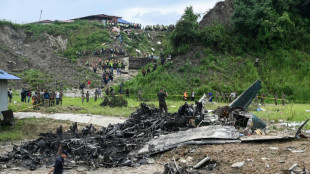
117, 18, 131, 24
0, 70, 21, 80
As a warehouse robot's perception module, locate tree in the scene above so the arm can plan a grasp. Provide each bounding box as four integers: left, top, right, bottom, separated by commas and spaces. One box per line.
170, 6, 200, 54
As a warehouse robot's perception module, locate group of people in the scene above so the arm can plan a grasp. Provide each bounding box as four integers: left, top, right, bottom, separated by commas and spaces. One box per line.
86, 59, 125, 74
255, 92, 286, 106
144, 24, 175, 31
17, 88, 63, 109
80, 85, 130, 104
78, 47, 126, 58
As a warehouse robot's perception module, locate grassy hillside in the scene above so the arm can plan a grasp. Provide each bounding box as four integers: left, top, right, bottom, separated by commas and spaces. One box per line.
122, 1, 310, 103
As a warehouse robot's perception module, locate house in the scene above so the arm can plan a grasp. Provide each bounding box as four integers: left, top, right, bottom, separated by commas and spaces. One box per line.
0, 70, 20, 116
72, 14, 121, 25
30, 20, 54, 25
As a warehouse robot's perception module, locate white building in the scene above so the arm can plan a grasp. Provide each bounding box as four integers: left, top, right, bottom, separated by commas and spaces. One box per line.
0, 70, 20, 116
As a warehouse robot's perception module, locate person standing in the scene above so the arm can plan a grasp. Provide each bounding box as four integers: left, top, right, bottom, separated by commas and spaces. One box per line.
59, 91, 63, 105
97, 88, 101, 98
87, 80, 91, 89
27, 89, 32, 103
208, 91, 213, 102
44, 90, 50, 108
282, 93, 286, 106
8, 89, 12, 103
221, 92, 225, 103
261, 92, 265, 105
86, 91, 90, 103
142, 68, 146, 76
56, 91, 60, 105
126, 89, 129, 98
183, 91, 188, 101
48, 150, 69, 174
254, 58, 259, 67
32, 92, 39, 110
274, 93, 278, 105
157, 88, 168, 117
81, 92, 85, 104
94, 89, 98, 102
191, 90, 195, 101
216, 91, 219, 103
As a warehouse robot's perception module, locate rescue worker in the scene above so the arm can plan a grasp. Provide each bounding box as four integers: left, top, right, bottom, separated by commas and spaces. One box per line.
157, 88, 168, 117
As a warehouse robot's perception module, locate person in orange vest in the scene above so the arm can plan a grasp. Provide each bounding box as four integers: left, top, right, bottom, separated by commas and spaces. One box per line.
183, 91, 188, 101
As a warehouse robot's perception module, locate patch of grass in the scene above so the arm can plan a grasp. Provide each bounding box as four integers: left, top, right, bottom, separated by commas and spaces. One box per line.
0, 118, 72, 141
8, 94, 310, 130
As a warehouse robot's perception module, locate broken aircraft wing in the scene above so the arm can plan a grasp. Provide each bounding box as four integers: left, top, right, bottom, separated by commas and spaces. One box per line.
136, 125, 240, 155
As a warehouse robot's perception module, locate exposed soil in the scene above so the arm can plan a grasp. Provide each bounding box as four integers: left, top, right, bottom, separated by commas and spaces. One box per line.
199, 0, 234, 27
1, 139, 309, 174
0, 26, 100, 89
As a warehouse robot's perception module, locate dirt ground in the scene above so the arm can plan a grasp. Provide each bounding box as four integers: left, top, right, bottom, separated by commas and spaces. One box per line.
158, 139, 310, 174
1, 119, 309, 174
1, 140, 309, 174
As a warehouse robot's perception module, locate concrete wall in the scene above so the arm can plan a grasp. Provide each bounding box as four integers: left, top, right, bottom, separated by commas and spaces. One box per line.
0, 80, 8, 116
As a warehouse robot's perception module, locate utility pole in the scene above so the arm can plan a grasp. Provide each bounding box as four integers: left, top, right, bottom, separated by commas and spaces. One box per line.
39, 10, 42, 21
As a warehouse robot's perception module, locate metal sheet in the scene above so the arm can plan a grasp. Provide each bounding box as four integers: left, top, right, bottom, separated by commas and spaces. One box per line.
0, 70, 20, 80
0, 80, 8, 116
137, 125, 239, 155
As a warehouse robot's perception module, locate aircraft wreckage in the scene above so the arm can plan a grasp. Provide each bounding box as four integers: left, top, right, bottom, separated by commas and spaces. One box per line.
0, 80, 306, 171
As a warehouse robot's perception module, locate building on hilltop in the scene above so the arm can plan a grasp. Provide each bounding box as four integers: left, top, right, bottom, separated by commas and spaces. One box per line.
0, 70, 20, 116
71, 14, 122, 25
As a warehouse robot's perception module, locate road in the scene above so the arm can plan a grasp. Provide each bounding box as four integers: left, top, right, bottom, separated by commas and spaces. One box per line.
14, 112, 126, 127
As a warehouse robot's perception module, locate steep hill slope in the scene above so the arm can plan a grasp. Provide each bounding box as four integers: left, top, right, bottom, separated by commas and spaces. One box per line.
0, 21, 166, 89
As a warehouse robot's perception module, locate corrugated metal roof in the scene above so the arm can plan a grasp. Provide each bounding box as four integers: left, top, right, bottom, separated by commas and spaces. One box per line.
0, 70, 21, 80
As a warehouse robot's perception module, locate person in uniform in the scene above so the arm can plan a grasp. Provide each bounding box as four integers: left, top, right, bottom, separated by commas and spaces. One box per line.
157, 88, 168, 117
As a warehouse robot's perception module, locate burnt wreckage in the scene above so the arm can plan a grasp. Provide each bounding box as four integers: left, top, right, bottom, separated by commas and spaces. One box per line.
0, 80, 276, 171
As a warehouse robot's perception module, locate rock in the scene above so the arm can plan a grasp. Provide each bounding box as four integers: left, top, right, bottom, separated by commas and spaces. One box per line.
269, 147, 279, 150
76, 166, 87, 172
231, 161, 245, 168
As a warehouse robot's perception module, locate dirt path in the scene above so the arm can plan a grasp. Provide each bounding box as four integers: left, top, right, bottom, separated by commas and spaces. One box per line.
14, 112, 126, 127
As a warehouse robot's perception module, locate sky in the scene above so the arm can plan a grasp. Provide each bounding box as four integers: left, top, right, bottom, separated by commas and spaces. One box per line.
0, 0, 219, 25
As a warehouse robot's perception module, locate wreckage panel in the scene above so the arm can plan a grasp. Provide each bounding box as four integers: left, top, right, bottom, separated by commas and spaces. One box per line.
137, 125, 239, 155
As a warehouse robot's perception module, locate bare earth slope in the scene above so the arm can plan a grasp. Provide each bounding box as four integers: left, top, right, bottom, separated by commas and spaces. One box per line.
0, 26, 98, 88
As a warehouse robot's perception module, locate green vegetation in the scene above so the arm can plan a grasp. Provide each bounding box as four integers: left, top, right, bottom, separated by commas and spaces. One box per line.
0, 20, 165, 60
15, 69, 52, 89
127, 1, 310, 102
170, 6, 200, 54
